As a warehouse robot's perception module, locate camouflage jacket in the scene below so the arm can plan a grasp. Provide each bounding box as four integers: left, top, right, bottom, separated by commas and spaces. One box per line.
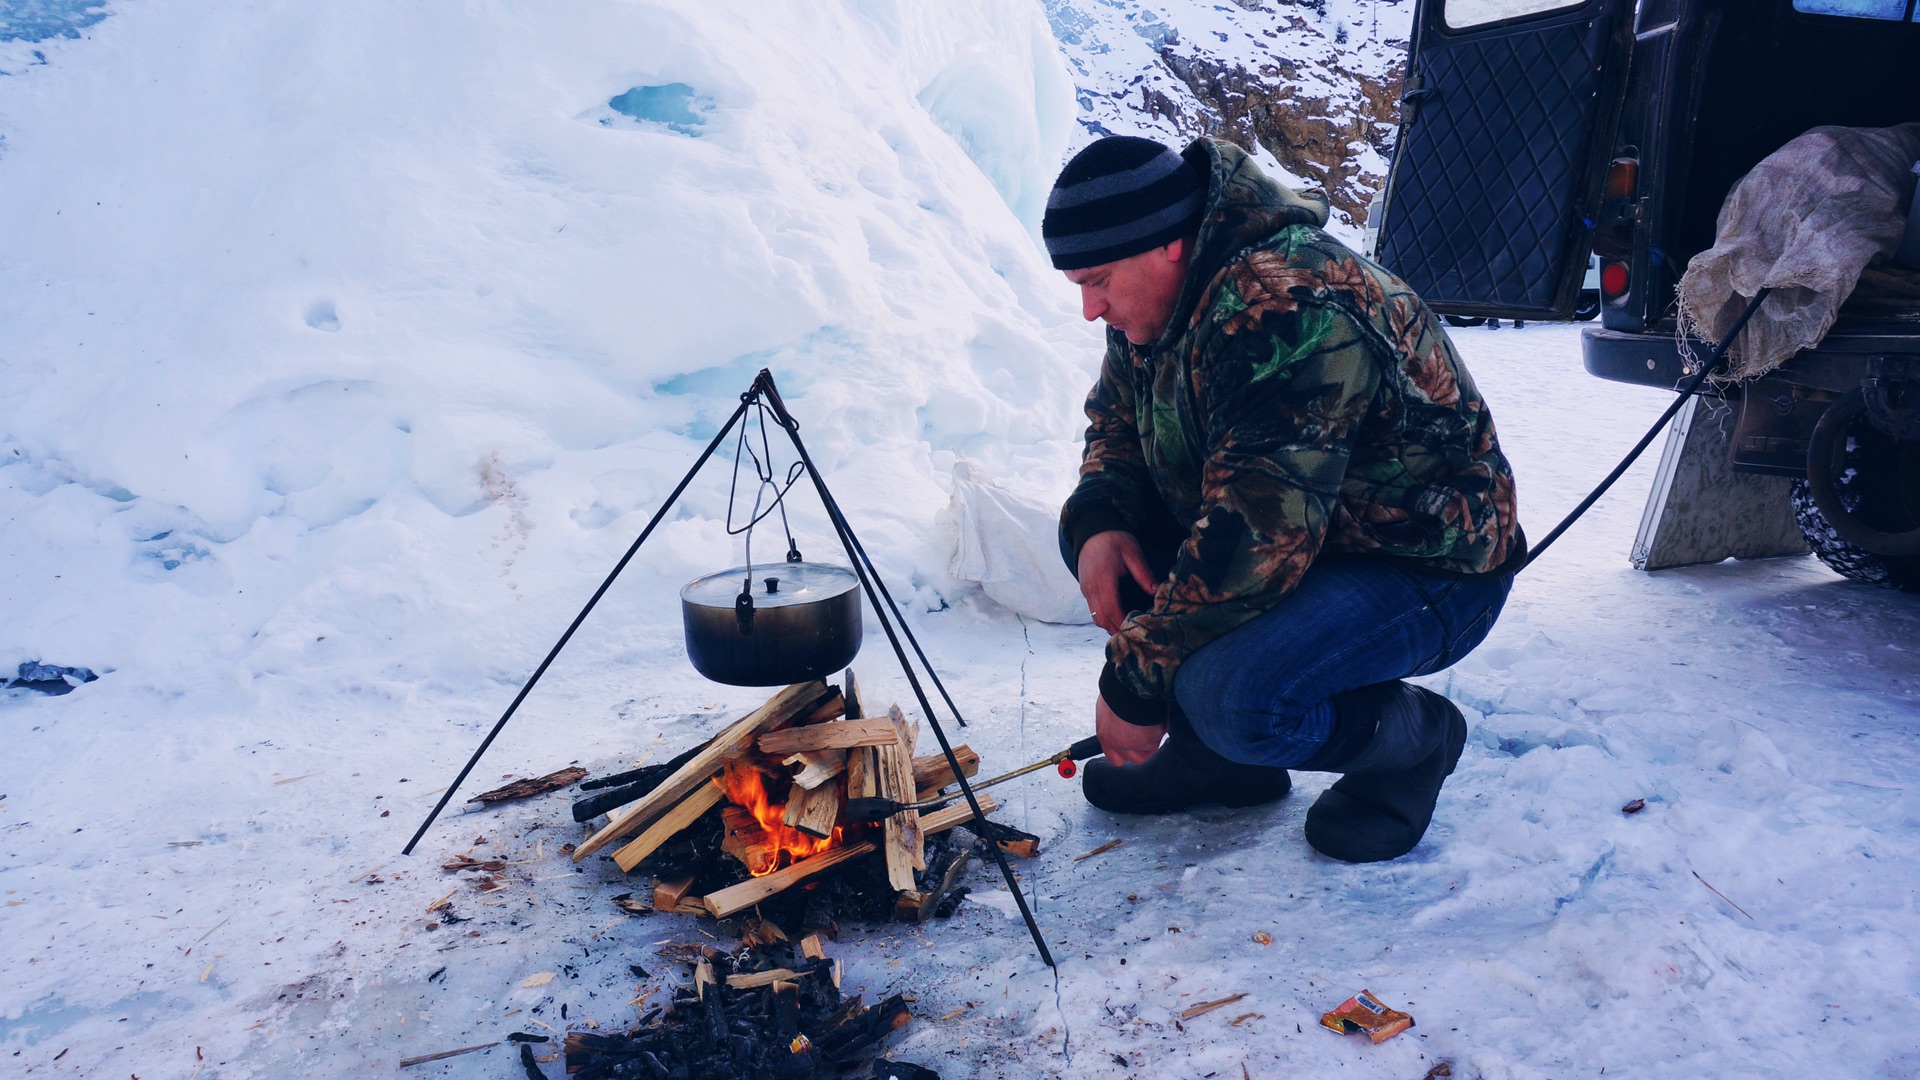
1060, 139, 1523, 724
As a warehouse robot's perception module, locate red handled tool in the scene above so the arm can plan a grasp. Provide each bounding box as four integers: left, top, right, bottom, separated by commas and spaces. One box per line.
844, 735, 1104, 823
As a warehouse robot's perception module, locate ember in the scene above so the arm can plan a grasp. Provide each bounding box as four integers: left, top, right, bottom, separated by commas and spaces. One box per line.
721, 758, 840, 876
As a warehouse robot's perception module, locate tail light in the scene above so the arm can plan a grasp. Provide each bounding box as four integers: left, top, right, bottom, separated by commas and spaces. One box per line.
1592, 156, 1639, 261
1601, 260, 1630, 299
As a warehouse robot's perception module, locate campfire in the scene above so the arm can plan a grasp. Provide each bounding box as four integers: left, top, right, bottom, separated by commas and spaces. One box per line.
570, 675, 1037, 923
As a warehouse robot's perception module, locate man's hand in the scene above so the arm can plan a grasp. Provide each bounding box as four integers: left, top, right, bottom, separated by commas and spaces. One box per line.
1096, 695, 1165, 766
1078, 529, 1159, 634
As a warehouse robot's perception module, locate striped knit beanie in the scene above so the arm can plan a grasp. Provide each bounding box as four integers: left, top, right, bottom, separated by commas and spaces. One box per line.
1042, 136, 1207, 271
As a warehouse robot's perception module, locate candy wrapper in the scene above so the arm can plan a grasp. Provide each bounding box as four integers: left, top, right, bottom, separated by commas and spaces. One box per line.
1319, 989, 1414, 1043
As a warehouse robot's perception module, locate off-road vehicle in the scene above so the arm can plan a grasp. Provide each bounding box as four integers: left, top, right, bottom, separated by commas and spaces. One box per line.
1375, 0, 1920, 587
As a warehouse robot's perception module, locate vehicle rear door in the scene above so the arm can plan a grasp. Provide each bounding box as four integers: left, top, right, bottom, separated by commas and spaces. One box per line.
1377, 0, 1636, 320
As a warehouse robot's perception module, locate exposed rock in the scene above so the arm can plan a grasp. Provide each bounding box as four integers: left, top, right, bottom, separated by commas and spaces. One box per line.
1043, 0, 1412, 230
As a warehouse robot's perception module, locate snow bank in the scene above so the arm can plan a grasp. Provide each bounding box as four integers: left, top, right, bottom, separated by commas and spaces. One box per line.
0, 0, 1096, 691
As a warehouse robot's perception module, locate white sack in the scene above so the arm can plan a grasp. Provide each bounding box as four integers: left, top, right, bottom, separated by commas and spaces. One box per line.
941, 460, 1091, 624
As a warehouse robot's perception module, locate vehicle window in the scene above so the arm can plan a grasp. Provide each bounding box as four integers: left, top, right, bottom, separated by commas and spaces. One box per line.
1444, 0, 1586, 29
1792, 0, 1914, 19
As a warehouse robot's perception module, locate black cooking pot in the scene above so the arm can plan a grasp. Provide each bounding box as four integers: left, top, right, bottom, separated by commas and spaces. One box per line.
681, 562, 863, 686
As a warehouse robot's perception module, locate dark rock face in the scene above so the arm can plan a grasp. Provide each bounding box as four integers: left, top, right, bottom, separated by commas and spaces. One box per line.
1155, 44, 1402, 223
1043, 0, 1411, 229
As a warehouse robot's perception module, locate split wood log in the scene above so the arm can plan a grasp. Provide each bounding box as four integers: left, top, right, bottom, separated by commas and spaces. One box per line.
468, 766, 588, 804
701, 841, 880, 919
783, 748, 847, 790
721, 805, 777, 871
916, 793, 996, 836
756, 718, 899, 755
651, 876, 697, 911
800, 690, 847, 725
612, 779, 725, 873
695, 791, 998, 914
784, 782, 840, 839
723, 967, 812, 990
842, 669, 862, 722
845, 746, 877, 800
911, 744, 979, 799
800, 934, 827, 960
876, 706, 923, 888
573, 680, 832, 862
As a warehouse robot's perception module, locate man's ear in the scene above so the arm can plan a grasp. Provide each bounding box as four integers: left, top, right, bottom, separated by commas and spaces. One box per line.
1163, 233, 1196, 263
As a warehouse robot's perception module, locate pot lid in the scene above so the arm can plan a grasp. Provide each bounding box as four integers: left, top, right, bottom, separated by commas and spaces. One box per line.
681, 562, 859, 610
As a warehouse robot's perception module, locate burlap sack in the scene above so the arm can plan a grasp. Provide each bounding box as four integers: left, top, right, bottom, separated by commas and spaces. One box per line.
1678, 123, 1920, 379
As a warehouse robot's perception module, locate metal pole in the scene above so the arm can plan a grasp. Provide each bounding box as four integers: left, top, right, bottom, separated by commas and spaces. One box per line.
402, 396, 756, 855
754, 369, 1057, 968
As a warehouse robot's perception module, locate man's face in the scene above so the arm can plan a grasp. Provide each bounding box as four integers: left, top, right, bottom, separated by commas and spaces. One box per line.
1065, 238, 1192, 345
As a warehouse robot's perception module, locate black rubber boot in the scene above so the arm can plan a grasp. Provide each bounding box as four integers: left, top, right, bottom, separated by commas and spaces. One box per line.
1301, 681, 1468, 863
1081, 713, 1292, 815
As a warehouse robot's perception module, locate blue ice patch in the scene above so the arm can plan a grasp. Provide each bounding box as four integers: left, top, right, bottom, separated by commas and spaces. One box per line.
606, 83, 706, 134
0, 0, 112, 43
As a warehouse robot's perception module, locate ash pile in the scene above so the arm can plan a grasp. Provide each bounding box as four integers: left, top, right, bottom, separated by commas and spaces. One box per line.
564, 935, 921, 1079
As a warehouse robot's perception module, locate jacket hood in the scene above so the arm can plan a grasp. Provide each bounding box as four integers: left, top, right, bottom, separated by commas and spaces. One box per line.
1158, 138, 1331, 346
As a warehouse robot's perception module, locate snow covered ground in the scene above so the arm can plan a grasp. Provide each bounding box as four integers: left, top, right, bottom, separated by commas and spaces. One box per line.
5, 2, 1920, 1078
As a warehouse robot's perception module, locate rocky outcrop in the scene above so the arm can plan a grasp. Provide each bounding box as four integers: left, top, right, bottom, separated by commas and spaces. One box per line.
1043, 0, 1411, 229
1156, 46, 1402, 222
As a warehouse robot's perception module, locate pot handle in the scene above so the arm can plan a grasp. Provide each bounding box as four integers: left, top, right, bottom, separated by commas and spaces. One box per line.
734, 590, 755, 635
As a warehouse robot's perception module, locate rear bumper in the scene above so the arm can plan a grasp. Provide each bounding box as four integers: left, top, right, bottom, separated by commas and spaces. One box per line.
1584, 324, 1920, 477
1581, 327, 1715, 393
1582, 323, 1920, 394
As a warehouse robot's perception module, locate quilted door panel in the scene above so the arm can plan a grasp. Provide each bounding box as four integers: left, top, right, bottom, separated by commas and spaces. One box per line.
1380, 2, 1631, 317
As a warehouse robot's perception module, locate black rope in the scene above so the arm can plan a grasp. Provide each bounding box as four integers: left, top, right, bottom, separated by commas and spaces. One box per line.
1520, 287, 1773, 571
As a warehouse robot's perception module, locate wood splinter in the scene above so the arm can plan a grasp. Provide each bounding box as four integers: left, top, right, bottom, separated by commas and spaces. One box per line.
468, 766, 588, 804
783, 748, 847, 790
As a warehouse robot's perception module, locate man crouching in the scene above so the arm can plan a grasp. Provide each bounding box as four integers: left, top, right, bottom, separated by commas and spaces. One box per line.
1047, 135, 1524, 863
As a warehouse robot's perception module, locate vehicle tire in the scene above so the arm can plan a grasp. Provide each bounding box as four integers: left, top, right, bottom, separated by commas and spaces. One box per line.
1442, 315, 1486, 328
1574, 292, 1601, 321
1804, 389, 1920, 548
1790, 481, 1920, 590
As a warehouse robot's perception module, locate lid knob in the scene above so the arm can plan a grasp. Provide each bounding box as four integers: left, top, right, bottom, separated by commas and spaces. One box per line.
765, 577, 780, 594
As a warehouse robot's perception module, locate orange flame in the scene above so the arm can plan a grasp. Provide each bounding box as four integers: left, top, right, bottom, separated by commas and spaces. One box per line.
721, 759, 841, 877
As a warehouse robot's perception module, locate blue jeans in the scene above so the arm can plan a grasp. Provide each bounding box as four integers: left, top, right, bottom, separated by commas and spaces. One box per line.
1172, 558, 1511, 769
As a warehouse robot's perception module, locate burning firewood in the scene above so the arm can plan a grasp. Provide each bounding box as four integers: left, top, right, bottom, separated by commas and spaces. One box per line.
576, 677, 1027, 929
612, 780, 726, 874
781, 782, 840, 839
573, 680, 836, 862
